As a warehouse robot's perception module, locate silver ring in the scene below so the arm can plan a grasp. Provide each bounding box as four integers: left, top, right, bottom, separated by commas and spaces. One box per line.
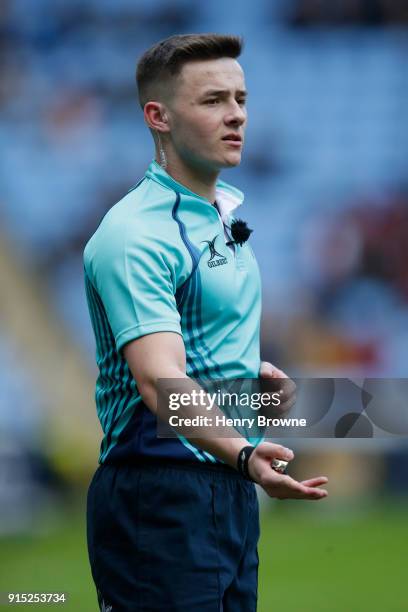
272, 458, 288, 473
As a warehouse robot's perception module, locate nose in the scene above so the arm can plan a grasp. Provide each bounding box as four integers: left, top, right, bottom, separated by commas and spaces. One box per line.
225, 100, 246, 127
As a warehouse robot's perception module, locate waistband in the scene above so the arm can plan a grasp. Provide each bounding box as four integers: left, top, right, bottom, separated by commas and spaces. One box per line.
101, 455, 246, 480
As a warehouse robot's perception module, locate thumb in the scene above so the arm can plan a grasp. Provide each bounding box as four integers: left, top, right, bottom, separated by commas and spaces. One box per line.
255, 442, 294, 462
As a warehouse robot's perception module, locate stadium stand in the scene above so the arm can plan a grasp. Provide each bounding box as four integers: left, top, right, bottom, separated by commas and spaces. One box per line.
1, 0, 407, 496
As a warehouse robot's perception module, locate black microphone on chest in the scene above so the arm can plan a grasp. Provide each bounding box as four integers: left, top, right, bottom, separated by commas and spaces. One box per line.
225, 218, 253, 247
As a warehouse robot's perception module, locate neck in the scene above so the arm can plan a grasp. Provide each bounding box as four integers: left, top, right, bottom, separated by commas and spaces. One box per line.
155, 150, 218, 203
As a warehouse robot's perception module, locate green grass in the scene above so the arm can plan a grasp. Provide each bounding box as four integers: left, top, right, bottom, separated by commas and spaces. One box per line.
0, 502, 95, 611
258, 502, 408, 612
0, 499, 407, 611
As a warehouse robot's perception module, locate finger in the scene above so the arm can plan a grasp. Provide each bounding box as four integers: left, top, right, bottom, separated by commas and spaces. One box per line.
301, 477, 329, 487
274, 473, 305, 491
271, 368, 288, 379
293, 479, 328, 497
277, 385, 297, 411
259, 361, 276, 378
302, 488, 328, 499
259, 361, 288, 379
275, 476, 328, 499
262, 474, 328, 500
260, 377, 296, 410
256, 442, 294, 462
286, 485, 328, 500
273, 484, 327, 500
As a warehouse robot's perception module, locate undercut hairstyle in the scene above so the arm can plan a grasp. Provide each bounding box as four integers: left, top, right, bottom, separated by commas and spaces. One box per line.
136, 33, 243, 108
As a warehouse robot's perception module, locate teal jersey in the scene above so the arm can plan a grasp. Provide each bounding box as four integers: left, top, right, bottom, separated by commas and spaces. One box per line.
83, 160, 262, 464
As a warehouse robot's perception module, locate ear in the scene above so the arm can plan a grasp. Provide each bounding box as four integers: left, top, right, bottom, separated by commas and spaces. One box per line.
144, 102, 170, 133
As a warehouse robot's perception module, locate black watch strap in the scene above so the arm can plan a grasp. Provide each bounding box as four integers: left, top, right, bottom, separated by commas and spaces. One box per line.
237, 445, 256, 481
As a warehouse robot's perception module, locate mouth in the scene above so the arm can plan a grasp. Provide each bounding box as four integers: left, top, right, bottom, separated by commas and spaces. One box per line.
221, 134, 243, 147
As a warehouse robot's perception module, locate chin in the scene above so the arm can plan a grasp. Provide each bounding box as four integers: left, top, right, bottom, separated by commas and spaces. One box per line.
220, 153, 242, 168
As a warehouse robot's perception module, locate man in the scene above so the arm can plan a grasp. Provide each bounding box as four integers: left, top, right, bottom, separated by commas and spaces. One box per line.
84, 33, 328, 611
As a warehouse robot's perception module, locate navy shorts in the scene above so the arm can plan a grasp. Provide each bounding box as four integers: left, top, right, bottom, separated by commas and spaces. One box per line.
87, 459, 260, 611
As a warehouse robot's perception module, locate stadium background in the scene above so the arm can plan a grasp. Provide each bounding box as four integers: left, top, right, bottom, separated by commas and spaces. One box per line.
0, 0, 407, 610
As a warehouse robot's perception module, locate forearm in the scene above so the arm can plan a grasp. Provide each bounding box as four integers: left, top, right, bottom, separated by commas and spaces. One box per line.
130, 362, 328, 500
140, 369, 250, 469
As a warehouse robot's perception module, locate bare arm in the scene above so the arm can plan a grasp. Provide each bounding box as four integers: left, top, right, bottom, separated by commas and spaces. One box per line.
123, 331, 250, 465
123, 332, 328, 500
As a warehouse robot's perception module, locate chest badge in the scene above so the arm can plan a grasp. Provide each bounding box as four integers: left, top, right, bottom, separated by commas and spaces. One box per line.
202, 235, 228, 268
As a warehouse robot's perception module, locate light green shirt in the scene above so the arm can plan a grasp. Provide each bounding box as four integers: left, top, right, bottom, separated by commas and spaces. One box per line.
84, 160, 262, 463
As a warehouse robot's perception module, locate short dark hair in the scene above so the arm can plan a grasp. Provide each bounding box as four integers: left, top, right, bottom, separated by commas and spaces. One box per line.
136, 33, 243, 108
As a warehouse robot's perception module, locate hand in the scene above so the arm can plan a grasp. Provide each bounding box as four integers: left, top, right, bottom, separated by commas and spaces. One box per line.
259, 361, 287, 380
258, 361, 297, 418
248, 442, 328, 501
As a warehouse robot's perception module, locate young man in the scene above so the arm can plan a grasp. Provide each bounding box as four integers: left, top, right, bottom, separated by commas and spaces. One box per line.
84, 34, 328, 611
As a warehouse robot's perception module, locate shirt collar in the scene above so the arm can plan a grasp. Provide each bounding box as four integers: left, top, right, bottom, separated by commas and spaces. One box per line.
145, 160, 244, 221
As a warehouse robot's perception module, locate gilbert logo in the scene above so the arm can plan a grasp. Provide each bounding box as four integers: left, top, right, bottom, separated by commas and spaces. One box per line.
202, 236, 228, 268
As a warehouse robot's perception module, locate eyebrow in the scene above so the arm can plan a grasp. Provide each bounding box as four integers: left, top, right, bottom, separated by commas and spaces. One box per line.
201, 89, 247, 97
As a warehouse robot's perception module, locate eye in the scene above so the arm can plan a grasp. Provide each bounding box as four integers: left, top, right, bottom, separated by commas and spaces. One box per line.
237, 98, 246, 106
204, 98, 219, 105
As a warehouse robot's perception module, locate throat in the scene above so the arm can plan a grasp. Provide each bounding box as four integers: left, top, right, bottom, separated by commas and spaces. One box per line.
163, 156, 218, 203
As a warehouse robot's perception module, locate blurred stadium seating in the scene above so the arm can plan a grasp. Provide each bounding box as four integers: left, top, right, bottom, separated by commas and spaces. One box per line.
1, 3, 407, 610
0, 0, 407, 517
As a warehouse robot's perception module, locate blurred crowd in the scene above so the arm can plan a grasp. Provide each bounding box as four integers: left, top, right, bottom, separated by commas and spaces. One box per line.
0, 0, 407, 524
267, 188, 408, 376
287, 0, 408, 26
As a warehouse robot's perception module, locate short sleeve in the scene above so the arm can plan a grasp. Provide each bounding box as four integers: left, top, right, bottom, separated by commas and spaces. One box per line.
90, 230, 182, 352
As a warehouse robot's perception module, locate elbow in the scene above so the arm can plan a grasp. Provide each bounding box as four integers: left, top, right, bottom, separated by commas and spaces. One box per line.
136, 367, 186, 415
136, 377, 158, 414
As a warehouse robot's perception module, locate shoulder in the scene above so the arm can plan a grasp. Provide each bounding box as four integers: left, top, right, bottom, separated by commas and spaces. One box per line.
85, 178, 176, 255
83, 177, 189, 284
